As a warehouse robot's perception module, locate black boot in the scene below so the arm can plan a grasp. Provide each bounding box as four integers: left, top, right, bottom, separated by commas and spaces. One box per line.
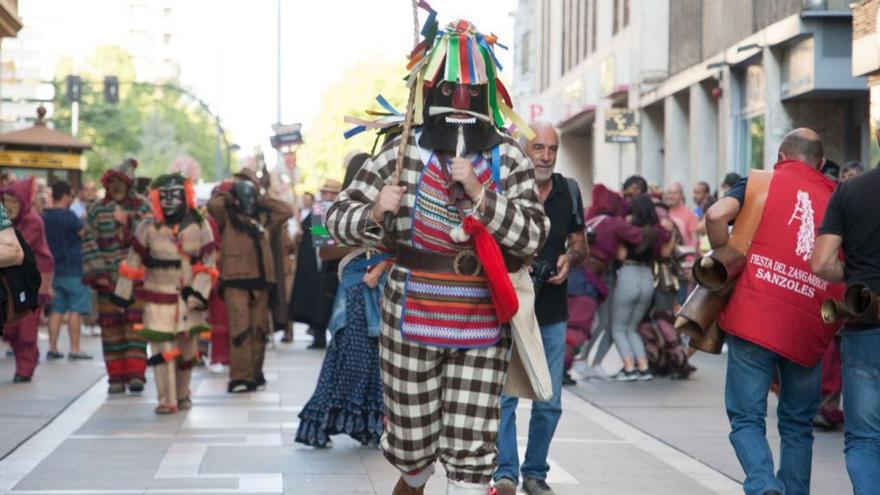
308, 327, 327, 349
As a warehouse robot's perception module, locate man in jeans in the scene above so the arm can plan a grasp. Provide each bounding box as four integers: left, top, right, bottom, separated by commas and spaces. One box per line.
494, 122, 587, 495
43, 181, 92, 361
705, 129, 843, 495
812, 150, 880, 493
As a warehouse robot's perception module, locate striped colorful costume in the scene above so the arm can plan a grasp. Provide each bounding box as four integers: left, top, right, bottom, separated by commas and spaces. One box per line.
113, 206, 217, 413
331, 13, 545, 493
82, 161, 152, 388
326, 134, 548, 488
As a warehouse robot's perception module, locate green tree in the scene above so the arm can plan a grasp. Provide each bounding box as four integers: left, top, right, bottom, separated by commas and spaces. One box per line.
52, 45, 229, 182
297, 58, 408, 194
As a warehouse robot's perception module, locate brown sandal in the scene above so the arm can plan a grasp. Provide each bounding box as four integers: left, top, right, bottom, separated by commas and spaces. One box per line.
154, 403, 178, 415
177, 396, 193, 411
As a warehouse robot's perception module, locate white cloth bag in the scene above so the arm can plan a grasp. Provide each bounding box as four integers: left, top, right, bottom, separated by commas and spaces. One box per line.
502, 268, 553, 401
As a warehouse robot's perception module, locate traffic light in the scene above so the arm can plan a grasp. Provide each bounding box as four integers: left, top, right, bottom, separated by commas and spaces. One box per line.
104, 76, 119, 104
65, 75, 82, 104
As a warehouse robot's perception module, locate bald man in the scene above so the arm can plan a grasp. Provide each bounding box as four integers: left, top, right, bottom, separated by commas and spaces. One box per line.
704, 127, 843, 495
664, 181, 699, 248
494, 122, 587, 495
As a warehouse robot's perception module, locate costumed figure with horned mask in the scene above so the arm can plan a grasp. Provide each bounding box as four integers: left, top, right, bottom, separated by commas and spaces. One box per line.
327, 6, 548, 494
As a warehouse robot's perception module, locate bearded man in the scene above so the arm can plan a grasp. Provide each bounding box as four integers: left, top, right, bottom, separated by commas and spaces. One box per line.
82, 158, 152, 394
112, 174, 217, 414
326, 15, 548, 495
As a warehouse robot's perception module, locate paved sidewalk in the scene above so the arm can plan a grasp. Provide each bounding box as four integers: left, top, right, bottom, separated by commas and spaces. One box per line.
0, 326, 105, 460
567, 349, 850, 494
0, 325, 748, 495
0, 324, 851, 494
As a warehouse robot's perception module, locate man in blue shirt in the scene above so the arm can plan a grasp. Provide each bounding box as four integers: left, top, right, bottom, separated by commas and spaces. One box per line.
42, 181, 92, 360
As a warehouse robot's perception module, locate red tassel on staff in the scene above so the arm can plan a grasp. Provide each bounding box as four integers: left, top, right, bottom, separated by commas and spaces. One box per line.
462, 216, 518, 323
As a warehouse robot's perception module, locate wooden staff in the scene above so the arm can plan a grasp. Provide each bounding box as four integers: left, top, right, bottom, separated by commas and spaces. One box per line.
383, 0, 421, 233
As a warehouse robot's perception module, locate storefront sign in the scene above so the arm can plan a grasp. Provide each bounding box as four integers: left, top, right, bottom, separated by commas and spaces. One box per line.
782, 37, 816, 99
601, 57, 616, 96
270, 122, 303, 150
604, 109, 638, 143
0, 150, 85, 170
529, 103, 544, 122
562, 80, 584, 120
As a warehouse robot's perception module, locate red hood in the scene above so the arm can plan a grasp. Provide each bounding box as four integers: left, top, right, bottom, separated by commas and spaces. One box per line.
587, 184, 623, 219
0, 177, 35, 221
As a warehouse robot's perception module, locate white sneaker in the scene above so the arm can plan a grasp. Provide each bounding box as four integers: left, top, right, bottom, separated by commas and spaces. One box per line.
573, 361, 608, 380
208, 363, 227, 374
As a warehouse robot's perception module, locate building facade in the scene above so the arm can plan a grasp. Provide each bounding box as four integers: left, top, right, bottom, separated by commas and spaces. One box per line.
852, 0, 880, 166
514, 0, 867, 204
512, 0, 670, 194
0, 0, 22, 126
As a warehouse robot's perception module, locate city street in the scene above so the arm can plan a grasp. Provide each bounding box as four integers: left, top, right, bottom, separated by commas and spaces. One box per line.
0, 326, 850, 495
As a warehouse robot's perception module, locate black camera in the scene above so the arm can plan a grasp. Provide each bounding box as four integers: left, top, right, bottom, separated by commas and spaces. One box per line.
530, 259, 557, 293
586, 225, 598, 242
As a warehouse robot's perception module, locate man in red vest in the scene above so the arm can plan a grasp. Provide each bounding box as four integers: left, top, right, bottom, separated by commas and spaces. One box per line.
705, 128, 843, 495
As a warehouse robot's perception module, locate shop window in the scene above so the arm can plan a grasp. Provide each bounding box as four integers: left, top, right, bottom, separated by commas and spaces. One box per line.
540, 0, 551, 90
739, 115, 765, 172
613, 0, 619, 35
520, 32, 530, 75
582, 0, 590, 57
591, 0, 597, 52
561, 0, 569, 74
575, 0, 583, 63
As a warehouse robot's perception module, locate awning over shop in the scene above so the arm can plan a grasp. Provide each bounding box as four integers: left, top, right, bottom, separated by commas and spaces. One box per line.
0, 106, 90, 171
557, 105, 596, 134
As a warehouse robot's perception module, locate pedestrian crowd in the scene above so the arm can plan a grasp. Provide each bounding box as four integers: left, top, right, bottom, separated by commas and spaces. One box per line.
1, 12, 879, 495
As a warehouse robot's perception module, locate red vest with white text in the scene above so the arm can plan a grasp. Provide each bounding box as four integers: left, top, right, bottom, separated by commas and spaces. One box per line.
719, 160, 843, 367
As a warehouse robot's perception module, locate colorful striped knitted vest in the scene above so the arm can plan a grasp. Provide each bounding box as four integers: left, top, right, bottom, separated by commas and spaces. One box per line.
401, 153, 501, 348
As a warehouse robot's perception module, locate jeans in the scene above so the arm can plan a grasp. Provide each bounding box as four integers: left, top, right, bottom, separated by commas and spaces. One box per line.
725, 334, 821, 495
841, 328, 880, 494
495, 321, 565, 483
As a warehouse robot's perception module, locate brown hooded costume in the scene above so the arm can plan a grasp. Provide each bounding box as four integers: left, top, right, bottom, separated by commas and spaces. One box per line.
206, 169, 293, 392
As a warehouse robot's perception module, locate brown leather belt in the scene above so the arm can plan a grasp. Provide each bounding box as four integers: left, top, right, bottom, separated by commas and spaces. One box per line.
396, 245, 525, 276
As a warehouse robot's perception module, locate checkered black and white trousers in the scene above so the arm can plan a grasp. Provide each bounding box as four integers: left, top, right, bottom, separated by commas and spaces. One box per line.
378, 306, 511, 486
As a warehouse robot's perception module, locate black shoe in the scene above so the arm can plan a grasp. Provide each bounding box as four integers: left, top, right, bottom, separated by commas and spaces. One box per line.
562, 372, 576, 386
12, 374, 31, 383
612, 369, 638, 382
228, 380, 257, 393
522, 477, 555, 495
46, 350, 64, 360
307, 341, 326, 350
67, 351, 93, 361
128, 378, 145, 393
255, 372, 267, 388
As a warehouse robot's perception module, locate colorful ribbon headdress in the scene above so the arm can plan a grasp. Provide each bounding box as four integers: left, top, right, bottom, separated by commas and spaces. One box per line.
344, 1, 534, 141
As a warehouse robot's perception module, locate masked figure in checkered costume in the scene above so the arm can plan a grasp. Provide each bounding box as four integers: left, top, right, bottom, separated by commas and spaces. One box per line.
326, 10, 548, 495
